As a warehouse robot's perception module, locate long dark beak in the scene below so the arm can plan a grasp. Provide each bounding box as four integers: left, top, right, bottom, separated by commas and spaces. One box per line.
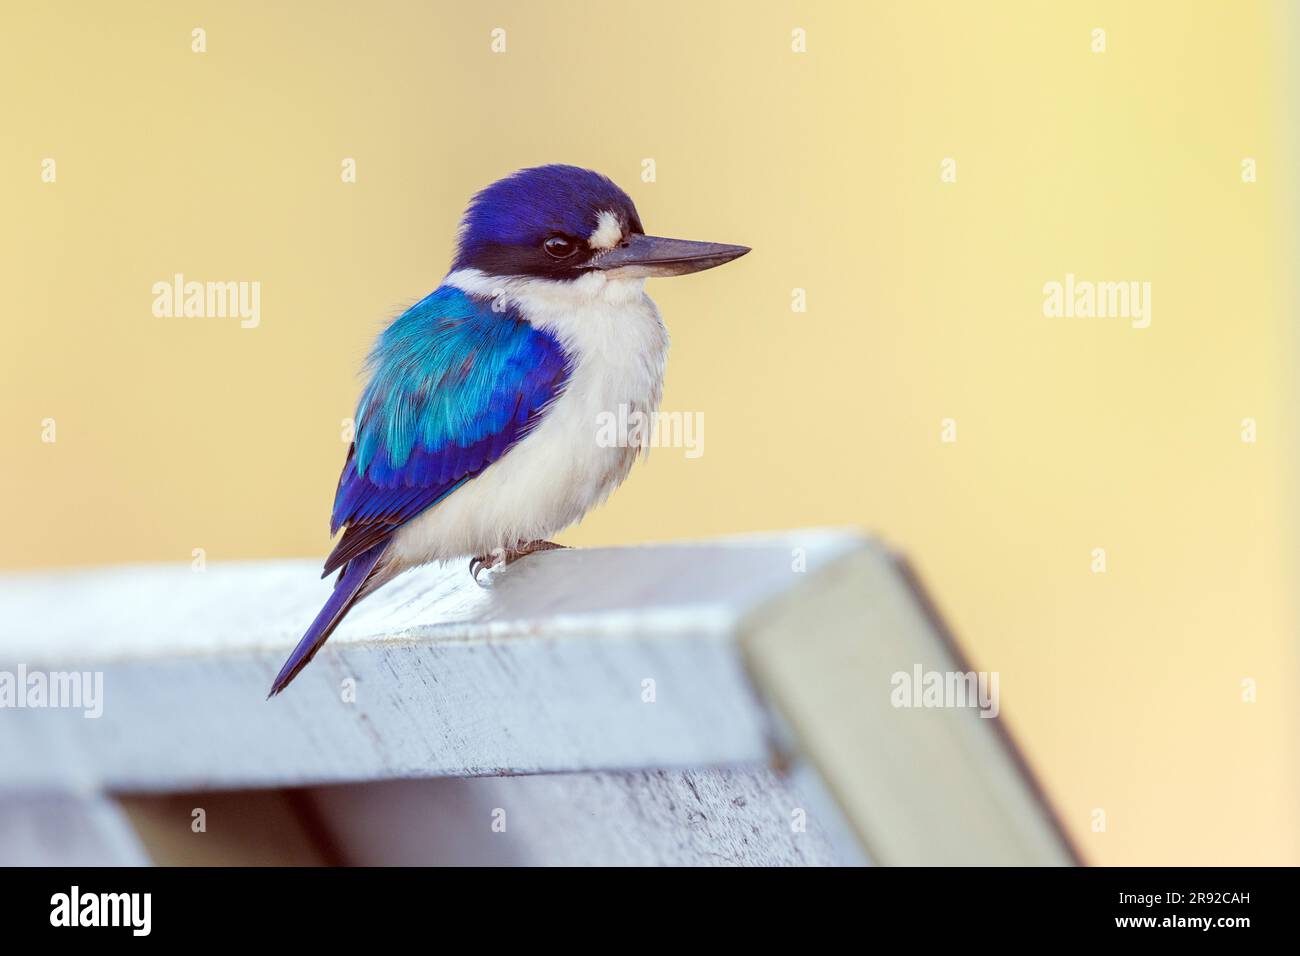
589, 233, 750, 278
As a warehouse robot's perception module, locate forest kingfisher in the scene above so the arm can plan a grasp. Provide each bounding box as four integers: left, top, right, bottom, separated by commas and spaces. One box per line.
270, 164, 749, 695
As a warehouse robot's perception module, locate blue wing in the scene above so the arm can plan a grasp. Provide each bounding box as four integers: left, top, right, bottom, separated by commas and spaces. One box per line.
323, 285, 571, 576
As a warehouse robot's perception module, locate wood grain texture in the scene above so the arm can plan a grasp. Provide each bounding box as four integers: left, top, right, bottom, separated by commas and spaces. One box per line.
0, 529, 1079, 866
305, 767, 854, 866
0, 531, 861, 792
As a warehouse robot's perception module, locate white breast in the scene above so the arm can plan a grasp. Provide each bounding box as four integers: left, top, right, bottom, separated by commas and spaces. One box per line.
386, 269, 669, 567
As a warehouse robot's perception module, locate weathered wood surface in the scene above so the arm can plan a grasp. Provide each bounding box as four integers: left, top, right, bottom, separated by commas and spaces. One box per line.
121, 767, 862, 867
0, 531, 860, 792
309, 767, 854, 866
0, 529, 1079, 865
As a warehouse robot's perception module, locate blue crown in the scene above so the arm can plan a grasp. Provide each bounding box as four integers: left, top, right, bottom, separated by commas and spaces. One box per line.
453, 165, 642, 273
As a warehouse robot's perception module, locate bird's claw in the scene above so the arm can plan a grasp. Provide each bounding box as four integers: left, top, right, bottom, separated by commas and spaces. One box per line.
469, 541, 568, 586
469, 548, 506, 586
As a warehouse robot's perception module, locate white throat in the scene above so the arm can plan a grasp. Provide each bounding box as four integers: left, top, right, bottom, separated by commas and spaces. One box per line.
443, 267, 661, 360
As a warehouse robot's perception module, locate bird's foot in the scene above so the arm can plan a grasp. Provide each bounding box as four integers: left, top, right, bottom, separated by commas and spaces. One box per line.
469, 541, 568, 587
513, 539, 568, 558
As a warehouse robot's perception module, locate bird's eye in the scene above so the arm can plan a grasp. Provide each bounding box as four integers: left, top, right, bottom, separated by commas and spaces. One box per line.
543, 235, 578, 259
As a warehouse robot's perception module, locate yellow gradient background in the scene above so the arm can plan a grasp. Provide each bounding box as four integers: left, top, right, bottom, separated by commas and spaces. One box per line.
1, 2, 1294, 864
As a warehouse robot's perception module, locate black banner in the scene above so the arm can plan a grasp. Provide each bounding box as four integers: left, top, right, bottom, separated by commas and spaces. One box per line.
0, 866, 1276, 941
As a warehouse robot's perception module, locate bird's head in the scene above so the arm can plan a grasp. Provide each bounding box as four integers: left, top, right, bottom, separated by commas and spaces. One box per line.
450, 164, 749, 285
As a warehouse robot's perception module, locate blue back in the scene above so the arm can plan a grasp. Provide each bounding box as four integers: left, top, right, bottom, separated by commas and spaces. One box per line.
324, 286, 571, 574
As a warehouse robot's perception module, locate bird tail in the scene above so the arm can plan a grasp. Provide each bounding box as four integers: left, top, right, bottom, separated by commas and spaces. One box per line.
269, 543, 388, 697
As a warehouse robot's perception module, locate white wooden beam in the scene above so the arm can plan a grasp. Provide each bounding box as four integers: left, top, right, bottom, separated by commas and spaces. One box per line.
0, 532, 859, 792
0, 530, 1078, 865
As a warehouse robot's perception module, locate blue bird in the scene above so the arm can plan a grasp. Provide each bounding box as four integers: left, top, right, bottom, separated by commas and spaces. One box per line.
270, 164, 749, 695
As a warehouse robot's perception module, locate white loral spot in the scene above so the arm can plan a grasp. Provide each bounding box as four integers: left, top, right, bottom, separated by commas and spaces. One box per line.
588, 210, 623, 250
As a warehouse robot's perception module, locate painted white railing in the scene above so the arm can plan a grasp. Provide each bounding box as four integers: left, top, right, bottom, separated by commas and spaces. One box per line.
0, 530, 1079, 866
